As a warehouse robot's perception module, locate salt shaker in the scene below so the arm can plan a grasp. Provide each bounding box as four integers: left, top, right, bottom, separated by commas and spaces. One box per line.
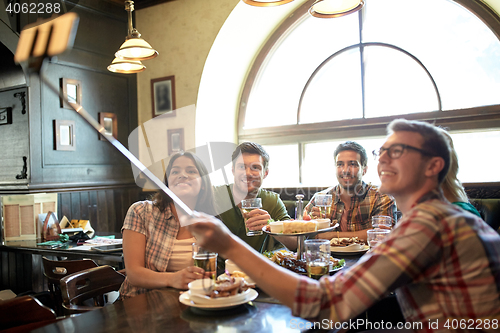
295, 194, 304, 220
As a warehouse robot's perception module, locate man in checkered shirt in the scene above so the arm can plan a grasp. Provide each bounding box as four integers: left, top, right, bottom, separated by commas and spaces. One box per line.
187, 119, 500, 332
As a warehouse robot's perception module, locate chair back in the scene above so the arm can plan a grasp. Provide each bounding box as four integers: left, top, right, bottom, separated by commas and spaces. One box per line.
0, 295, 57, 332
42, 256, 98, 315
60, 265, 125, 314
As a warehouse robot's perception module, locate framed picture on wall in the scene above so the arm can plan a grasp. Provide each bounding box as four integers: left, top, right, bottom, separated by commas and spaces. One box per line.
60, 78, 82, 109
151, 76, 176, 118
53, 120, 76, 151
168, 128, 184, 156
98, 112, 117, 141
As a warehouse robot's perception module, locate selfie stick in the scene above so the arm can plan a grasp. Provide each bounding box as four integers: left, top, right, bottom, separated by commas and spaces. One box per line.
14, 13, 196, 218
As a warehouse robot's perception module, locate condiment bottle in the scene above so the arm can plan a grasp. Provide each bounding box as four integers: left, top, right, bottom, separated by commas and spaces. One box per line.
295, 194, 304, 220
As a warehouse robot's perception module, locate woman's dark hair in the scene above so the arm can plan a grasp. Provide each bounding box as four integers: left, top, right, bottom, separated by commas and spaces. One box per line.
153, 151, 216, 215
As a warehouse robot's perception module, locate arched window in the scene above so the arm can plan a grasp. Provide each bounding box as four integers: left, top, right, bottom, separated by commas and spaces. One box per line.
239, 0, 500, 187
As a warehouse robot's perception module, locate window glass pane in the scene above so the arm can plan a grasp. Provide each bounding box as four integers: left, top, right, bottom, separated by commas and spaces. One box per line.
364, 46, 439, 117
244, 13, 360, 129
261, 144, 299, 187
302, 138, 386, 187
363, 0, 500, 110
299, 48, 363, 124
451, 131, 500, 183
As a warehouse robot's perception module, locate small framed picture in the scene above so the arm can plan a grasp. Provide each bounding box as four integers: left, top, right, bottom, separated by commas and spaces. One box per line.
98, 112, 117, 141
0, 107, 12, 126
151, 76, 176, 118
60, 78, 82, 109
53, 120, 76, 151
168, 128, 184, 156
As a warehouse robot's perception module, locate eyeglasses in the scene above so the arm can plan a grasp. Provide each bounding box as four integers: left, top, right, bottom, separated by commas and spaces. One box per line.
372, 144, 433, 160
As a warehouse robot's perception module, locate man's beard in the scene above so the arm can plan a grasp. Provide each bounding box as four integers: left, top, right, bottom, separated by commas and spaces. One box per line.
338, 177, 363, 196
245, 179, 261, 198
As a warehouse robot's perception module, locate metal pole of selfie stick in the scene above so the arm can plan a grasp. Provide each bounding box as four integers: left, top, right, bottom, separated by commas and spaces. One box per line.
14, 13, 196, 218
40, 69, 196, 218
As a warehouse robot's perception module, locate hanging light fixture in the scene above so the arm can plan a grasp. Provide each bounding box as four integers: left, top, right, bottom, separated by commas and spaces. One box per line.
107, 57, 146, 74
108, 0, 157, 73
242, 0, 294, 6
309, 0, 364, 18
116, 0, 158, 61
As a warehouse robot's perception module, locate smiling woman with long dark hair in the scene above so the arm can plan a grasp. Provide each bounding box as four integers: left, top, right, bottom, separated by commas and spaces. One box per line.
119, 151, 216, 299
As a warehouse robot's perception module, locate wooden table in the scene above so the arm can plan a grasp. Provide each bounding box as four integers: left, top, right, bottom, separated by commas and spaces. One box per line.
33, 287, 312, 333
0, 237, 123, 294
31, 252, 368, 333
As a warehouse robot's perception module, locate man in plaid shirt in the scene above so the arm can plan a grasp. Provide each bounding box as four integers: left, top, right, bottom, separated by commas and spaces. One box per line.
187, 119, 500, 332
304, 141, 396, 241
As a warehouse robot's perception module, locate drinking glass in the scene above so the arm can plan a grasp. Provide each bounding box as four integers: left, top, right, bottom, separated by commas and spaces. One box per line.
192, 243, 217, 279
241, 198, 263, 236
315, 194, 332, 218
367, 229, 391, 251
304, 239, 330, 280
371, 215, 393, 230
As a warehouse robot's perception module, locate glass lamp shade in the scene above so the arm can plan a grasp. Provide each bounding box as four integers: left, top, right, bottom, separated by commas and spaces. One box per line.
242, 0, 294, 6
309, 0, 364, 18
107, 57, 146, 74
115, 37, 159, 61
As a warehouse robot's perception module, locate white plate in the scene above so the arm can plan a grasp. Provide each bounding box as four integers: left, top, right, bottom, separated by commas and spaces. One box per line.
331, 244, 369, 254
179, 288, 258, 310
262, 223, 338, 236
330, 238, 368, 252
188, 288, 251, 305
330, 259, 346, 272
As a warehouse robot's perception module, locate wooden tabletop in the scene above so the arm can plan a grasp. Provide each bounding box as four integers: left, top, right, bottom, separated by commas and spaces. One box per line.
31, 252, 366, 333
32, 286, 312, 333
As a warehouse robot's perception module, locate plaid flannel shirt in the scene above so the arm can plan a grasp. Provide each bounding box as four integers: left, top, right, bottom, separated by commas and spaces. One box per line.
119, 200, 179, 299
304, 182, 397, 231
294, 190, 500, 332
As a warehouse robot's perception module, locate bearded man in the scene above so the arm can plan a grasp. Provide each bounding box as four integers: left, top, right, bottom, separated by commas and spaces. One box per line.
305, 141, 396, 241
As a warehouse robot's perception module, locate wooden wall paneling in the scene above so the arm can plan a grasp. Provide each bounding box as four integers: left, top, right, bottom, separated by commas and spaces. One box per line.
31, 254, 44, 292
0, 251, 8, 290
59, 193, 71, 221
113, 189, 125, 232
105, 190, 116, 232
8, 252, 17, 293
70, 192, 81, 220
97, 190, 108, 232
15, 252, 25, 293
0, 88, 30, 184
80, 191, 90, 221
89, 191, 98, 230
0, 250, 39, 293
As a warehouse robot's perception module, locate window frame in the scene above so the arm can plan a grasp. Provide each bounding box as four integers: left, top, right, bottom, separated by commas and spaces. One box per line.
238, 0, 500, 146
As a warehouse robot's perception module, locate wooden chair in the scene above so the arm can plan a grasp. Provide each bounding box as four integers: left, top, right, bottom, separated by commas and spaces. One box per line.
0, 295, 58, 332
60, 265, 125, 314
42, 256, 98, 316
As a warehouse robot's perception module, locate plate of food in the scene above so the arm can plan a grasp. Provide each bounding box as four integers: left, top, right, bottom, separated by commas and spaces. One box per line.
179, 289, 258, 310
330, 237, 369, 254
180, 275, 257, 310
263, 250, 345, 275
263, 220, 338, 236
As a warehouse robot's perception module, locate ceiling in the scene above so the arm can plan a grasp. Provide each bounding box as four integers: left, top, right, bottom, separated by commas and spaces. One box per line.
106, 0, 177, 10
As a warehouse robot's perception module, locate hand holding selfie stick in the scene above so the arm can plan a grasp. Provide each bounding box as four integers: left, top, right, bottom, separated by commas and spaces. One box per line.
15, 13, 196, 219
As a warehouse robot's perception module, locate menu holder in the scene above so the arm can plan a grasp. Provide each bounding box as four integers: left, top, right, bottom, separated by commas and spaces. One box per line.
42, 211, 61, 241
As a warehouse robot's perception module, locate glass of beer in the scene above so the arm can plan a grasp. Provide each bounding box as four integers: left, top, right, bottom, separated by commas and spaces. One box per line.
241, 198, 263, 236
367, 229, 391, 251
304, 239, 330, 280
315, 194, 332, 218
371, 215, 393, 230
192, 243, 217, 279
